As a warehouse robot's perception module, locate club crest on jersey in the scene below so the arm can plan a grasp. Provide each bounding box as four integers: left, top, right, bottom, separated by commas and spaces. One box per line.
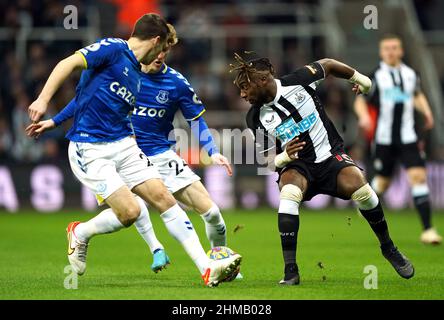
296, 92, 306, 104
96, 182, 107, 194
265, 115, 275, 124
156, 90, 169, 104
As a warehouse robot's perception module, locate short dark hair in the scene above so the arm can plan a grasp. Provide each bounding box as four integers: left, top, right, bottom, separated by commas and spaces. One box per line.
380, 33, 402, 43
131, 13, 169, 41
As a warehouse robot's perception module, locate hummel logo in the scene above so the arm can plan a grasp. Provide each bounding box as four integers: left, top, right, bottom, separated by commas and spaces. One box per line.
265, 115, 275, 123
123, 67, 129, 76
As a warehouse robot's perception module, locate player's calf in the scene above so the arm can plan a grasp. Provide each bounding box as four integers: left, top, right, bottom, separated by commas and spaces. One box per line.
352, 183, 392, 245
351, 184, 415, 279
105, 186, 142, 227
133, 196, 167, 260
133, 178, 177, 213
118, 203, 141, 226
278, 183, 303, 285
201, 203, 227, 247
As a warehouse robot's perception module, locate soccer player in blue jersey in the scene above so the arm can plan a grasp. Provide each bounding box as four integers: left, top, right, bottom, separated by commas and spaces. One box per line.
26, 14, 241, 287
29, 25, 236, 275
126, 25, 235, 273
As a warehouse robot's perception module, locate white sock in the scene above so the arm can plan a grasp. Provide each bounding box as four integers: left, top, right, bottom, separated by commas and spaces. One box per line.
412, 183, 429, 197
75, 208, 125, 242
134, 197, 164, 253
201, 204, 227, 247
161, 204, 209, 274
278, 199, 300, 215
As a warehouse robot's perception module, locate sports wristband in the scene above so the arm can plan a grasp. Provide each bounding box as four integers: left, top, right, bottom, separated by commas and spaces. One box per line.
274, 150, 293, 168
349, 70, 372, 94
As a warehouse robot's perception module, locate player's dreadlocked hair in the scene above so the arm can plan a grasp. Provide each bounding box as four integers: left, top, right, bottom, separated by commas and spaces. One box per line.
230, 52, 274, 86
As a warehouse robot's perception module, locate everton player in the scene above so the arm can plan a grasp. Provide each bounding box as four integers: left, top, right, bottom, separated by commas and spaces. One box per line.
230, 53, 414, 285
28, 25, 238, 277
26, 14, 241, 287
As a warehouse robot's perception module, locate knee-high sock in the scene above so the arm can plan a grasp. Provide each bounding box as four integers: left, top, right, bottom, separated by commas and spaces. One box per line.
75, 208, 125, 242
278, 199, 300, 268
201, 203, 227, 247
353, 184, 393, 249
412, 183, 432, 230
360, 202, 393, 249
161, 204, 209, 274
134, 197, 164, 253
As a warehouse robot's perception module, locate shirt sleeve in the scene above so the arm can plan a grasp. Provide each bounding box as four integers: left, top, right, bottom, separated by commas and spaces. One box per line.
414, 71, 422, 95
76, 38, 124, 69
280, 61, 326, 88
188, 117, 219, 156
176, 73, 206, 121
53, 98, 76, 126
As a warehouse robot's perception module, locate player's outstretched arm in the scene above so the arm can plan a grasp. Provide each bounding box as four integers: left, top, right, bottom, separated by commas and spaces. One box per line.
353, 95, 373, 133
26, 98, 77, 138
317, 58, 372, 94
414, 92, 434, 130
210, 153, 233, 176
189, 116, 233, 176
25, 119, 56, 139
28, 53, 85, 122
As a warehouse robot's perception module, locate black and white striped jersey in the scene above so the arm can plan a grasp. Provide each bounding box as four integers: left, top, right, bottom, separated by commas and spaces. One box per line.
246, 62, 344, 164
366, 61, 421, 145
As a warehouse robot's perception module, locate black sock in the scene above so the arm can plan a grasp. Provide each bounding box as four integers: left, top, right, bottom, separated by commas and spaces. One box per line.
413, 195, 432, 230
278, 213, 299, 272
359, 202, 393, 250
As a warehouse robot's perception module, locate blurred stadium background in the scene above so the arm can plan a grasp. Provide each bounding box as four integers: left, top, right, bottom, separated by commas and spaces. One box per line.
1, 0, 444, 213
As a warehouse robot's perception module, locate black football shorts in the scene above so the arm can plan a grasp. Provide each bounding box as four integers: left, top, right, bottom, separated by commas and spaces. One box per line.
373, 143, 425, 177
277, 150, 360, 201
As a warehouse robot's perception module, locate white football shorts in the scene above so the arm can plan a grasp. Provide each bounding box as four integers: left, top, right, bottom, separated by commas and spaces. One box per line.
68, 136, 161, 202
149, 149, 201, 194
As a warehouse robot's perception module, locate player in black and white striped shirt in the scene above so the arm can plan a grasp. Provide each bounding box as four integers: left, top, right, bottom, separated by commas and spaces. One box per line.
231, 53, 414, 285
354, 34, 442, 245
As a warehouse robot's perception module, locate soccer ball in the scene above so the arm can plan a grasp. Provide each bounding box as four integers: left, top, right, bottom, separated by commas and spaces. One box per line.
206, 246, 240, 282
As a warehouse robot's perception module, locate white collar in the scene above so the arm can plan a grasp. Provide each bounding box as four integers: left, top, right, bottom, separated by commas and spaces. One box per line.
380, 61, 404, 72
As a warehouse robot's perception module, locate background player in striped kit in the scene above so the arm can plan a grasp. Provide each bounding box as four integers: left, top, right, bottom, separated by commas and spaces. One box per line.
354, 34, 442, 245
231, 53, 414, 285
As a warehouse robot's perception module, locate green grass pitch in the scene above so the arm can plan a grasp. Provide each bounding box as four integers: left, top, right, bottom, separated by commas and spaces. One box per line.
0, 208, 443, 300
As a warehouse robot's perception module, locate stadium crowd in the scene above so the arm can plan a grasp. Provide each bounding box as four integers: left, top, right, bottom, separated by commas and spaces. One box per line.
0, 0, 443, 164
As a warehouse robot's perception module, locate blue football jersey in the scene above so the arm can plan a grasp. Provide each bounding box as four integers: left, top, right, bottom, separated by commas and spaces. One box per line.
131, 64, 205, 156
66, 38, 141, 143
